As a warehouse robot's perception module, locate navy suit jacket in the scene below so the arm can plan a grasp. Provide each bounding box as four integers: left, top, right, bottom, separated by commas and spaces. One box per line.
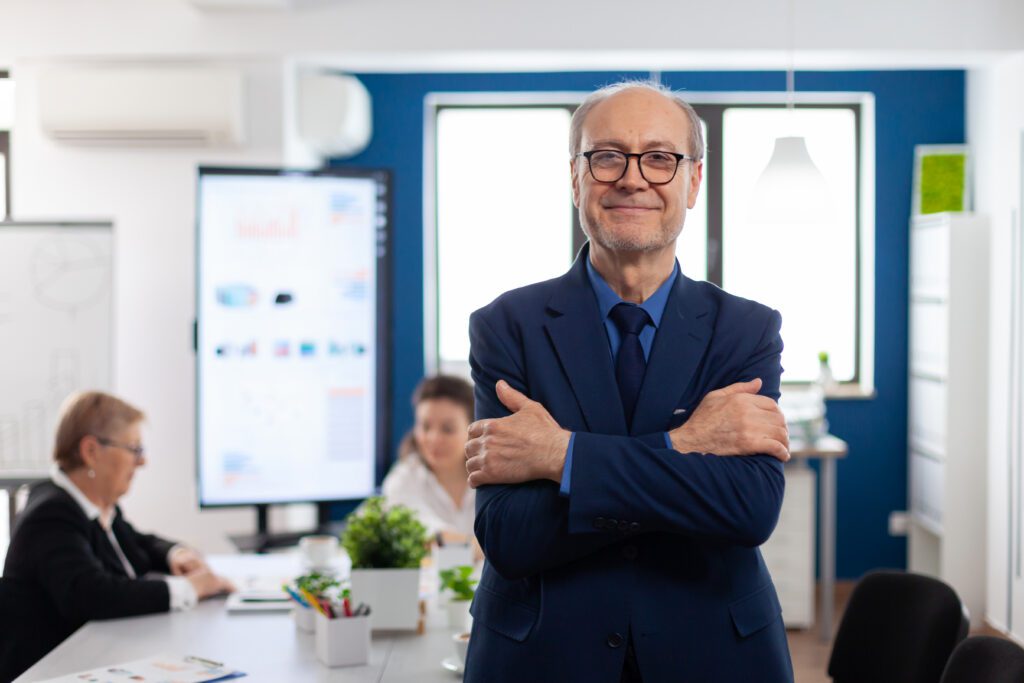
464, 246, 794, 683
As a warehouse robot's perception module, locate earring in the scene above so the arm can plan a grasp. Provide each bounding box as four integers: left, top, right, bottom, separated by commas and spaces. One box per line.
87, 469, 96, 479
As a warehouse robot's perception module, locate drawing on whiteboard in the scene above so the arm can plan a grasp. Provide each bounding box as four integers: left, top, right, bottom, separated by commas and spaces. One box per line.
31, 237, 110, 314
1, 224, 112, 472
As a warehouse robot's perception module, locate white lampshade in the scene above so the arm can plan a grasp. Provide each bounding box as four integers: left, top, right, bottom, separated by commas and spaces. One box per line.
749, 136, 829, 224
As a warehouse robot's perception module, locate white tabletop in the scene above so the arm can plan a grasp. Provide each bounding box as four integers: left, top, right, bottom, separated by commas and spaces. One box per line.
16, 554, 466, 683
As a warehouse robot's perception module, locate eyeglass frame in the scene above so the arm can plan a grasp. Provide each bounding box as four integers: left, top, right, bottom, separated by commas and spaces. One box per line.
575, 149, 699, 185
94, 436, 146, 462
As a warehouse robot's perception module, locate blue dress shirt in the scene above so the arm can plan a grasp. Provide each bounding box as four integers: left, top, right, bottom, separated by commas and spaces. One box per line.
559, 257, 679, 496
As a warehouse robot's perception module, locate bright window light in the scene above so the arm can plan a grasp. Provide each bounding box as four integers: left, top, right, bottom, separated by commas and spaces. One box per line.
722, 108, 857, 382
436, 108, 574, 368
676, 119, 709, 281
0, 154, 6, 218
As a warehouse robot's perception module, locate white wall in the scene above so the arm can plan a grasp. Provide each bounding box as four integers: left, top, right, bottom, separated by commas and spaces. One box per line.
0, 0, 1023, 67
969, 53, 1024, 635
10, 60, 287, 552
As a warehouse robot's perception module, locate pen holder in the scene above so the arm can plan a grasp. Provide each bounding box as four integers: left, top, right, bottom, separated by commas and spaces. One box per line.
293, 605, 315, 633
314, 611, 371, 667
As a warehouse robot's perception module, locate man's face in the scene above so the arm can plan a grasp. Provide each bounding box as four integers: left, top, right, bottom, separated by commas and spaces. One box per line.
572, 88, 702, 254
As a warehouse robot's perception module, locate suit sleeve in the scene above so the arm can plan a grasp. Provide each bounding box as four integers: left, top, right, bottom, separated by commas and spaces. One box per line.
26, 513, 171, 624
566, 309, 786, 547
470, 308, 626, 581
118, 514, 178, 573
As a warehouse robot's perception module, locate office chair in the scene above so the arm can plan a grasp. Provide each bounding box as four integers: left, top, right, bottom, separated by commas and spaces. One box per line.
827, 570, 969, 683
939, 635, 1024, 683
0, 578, 66, 683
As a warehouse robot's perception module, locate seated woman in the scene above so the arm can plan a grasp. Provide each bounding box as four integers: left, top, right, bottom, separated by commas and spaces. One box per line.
382, 375, 480, 558
2, 391, 233, 658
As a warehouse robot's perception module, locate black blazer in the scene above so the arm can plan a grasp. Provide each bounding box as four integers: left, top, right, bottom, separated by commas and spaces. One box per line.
2, 480, 179, 666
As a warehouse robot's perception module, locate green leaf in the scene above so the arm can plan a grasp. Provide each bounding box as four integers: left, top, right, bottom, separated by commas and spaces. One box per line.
340, 496, 429, 569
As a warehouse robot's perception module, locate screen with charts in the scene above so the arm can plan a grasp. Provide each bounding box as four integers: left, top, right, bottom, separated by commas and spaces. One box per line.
196, 167, 389, 507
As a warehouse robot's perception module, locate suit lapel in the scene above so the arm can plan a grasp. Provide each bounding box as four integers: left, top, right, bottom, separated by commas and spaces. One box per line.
631, 273, 713, 436
544, 249, 628, 436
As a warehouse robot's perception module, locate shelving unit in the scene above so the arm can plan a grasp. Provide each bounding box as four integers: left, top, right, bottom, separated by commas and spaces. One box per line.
907, 212, 989, 626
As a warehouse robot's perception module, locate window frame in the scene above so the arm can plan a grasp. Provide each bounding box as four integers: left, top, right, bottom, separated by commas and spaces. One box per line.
0, 69, 9, 219
424, 90, 875, 394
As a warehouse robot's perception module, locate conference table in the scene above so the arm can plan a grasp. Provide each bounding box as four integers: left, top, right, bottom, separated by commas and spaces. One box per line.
16, 554, 467, 682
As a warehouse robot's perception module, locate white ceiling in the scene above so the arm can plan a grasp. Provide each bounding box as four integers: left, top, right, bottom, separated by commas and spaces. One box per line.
1, 0, 1021, 70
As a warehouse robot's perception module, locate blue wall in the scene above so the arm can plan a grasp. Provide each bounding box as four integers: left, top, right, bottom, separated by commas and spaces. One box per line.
329, 70, 966, 579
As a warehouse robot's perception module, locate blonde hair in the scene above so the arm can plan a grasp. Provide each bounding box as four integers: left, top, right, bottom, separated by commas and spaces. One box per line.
53, 391, 145, 471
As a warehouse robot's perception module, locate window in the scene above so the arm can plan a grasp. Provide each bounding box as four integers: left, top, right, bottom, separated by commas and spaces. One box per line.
430, 101, 577, 373
428, 94, 872, 389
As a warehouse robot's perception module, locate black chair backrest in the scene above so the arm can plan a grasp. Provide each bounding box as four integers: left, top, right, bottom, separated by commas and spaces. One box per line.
828, 570, 969, 683
940, 635, 1024, 683
0, 578, 67, 683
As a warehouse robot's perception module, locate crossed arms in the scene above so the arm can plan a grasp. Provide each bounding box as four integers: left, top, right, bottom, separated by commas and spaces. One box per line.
466, 308, 789, 581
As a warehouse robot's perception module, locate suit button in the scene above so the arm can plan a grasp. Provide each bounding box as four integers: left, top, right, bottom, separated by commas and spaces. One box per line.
607, 633, 624, 648
622, 544, 638, 560
606, 518, 618, 529
630, 522, 640, 533
617, 520, 629, 532
593, 517, 606, 530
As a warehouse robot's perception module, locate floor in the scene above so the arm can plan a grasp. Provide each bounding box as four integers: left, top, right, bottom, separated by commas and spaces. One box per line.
788, 581, 1008, 683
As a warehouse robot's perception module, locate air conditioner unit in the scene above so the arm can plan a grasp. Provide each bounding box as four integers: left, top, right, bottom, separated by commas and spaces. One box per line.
38, 64, 245, 146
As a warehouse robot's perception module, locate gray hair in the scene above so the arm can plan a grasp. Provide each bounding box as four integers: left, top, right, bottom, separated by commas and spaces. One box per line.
569, 80, 705, 161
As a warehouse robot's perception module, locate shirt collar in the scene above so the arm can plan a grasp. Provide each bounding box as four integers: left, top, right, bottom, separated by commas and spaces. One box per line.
585, 254, 679, 327
50, 464, 116, 527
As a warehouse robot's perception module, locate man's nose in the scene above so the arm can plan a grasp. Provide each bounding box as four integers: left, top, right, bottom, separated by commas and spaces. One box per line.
615, 156, 649, 191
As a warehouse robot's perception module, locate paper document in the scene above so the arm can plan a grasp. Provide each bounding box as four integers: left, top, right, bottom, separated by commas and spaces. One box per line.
38, 654, 246, 683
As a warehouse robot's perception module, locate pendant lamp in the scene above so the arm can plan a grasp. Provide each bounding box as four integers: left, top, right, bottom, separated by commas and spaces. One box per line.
749, 0, 829, 224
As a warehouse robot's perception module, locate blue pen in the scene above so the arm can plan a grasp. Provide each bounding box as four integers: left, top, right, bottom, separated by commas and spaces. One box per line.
283, 585, 310, 608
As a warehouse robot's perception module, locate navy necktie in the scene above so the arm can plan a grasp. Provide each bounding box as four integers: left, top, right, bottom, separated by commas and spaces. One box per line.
609, 303, 651, 428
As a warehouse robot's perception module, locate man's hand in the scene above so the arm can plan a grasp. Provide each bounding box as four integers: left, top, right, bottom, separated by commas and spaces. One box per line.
168, 546, 207, 576
669, 378, 790, 462
465, 380, 571, 488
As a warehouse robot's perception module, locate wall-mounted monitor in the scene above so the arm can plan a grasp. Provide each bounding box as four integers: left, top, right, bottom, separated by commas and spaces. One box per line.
195, 166, 390, 508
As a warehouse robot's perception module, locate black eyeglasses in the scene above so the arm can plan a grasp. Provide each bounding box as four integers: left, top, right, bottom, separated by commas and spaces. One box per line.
96, 437, 146, 462
577, 149, 697, 185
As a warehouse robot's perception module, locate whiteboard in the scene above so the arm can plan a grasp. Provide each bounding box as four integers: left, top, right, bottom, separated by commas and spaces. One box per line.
0, 222, 113, 473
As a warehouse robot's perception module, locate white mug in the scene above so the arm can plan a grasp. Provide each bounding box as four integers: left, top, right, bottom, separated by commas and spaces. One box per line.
453, 631, 470, 666
299, 535, 338, 569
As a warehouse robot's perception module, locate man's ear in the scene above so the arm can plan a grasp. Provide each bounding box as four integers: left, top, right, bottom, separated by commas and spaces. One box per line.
686, 160, 703, 210
570, 158, 581, 209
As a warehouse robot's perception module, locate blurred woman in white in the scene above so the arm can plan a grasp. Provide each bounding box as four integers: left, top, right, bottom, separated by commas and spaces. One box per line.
382, 375, 480, 557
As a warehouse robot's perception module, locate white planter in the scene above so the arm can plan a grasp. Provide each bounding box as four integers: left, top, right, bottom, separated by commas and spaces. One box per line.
445, 598, 472, 632
348, 567, 421, 631
293, 605, 315, 633
314, 611, 371, 667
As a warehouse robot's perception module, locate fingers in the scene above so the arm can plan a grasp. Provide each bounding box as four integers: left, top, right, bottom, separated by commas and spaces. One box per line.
496, 379, 532, 413
716, 377, 762, 396
762, 438, 791, 462
467, 420, 489, 439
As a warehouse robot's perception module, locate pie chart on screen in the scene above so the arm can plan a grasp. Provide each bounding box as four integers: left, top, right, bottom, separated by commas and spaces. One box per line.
31, 237, 110, 313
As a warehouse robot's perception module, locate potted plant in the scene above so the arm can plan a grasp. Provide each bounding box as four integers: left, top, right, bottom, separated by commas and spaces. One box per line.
439, 565, 476, 631
341, 497, 428, 631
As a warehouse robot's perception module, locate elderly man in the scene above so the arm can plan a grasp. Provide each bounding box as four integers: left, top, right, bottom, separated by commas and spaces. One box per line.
462, 81, 793, 683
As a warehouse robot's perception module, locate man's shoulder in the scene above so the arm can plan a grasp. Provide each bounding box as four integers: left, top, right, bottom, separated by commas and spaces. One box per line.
470, 274, 566, 326
686, 276, 779, 328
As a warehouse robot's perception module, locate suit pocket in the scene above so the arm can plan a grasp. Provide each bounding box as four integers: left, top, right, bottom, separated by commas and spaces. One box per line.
470, 586, 539, 642
729, 584, 782, 638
